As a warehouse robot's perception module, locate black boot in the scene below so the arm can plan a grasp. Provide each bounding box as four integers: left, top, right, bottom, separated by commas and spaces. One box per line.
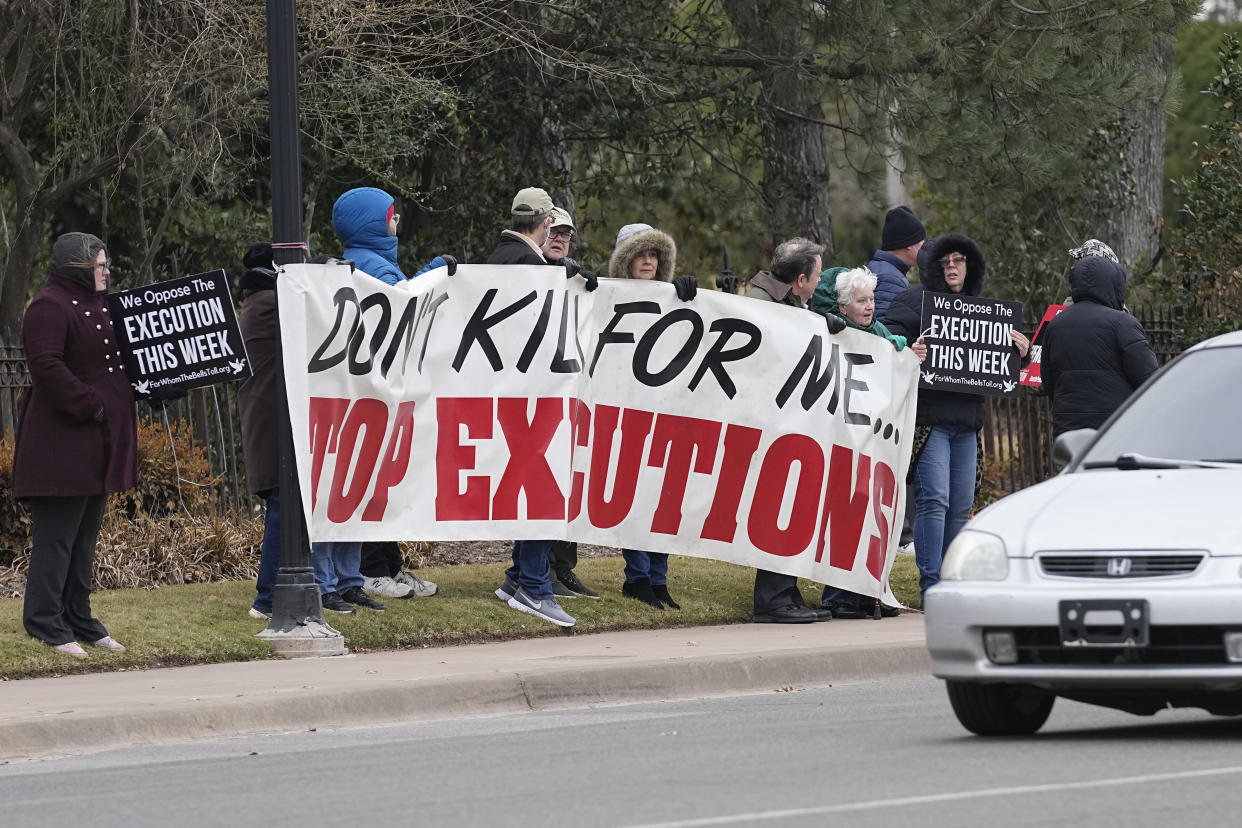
622, 577, 664, 610
651, 583, 680, 610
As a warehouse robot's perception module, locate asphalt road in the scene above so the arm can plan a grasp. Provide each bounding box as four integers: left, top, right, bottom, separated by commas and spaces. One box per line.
4, 675, 1241, 828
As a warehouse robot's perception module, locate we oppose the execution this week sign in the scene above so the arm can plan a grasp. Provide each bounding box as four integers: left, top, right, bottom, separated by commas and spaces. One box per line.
278, 263, 920, 602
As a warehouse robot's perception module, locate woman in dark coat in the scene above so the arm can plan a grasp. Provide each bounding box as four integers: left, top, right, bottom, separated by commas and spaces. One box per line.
884, 234, 1028, 597
14, 232, 137, 657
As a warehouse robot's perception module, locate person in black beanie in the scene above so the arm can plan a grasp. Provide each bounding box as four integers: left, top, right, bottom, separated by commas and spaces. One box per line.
869, 206, 926, 322
236, 242, 284, 620
15, 232, 136, 657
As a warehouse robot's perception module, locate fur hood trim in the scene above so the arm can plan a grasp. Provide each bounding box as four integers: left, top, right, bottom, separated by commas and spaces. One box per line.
608, 227, 677, 282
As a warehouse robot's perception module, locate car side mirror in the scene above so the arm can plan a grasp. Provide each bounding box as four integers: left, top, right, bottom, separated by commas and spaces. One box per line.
1053, 428, 1097, 470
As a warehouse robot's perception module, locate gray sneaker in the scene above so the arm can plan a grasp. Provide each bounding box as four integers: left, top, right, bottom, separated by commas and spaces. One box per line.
394, 569, 438, 597
495, 574, 519, 602
364, 575, 416, 599
507, 587, 576, 627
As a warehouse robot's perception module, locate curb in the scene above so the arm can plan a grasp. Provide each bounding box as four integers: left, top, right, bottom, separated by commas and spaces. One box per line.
0, 640, 929, 761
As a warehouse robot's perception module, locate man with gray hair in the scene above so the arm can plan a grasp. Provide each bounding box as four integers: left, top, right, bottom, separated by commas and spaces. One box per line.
743, 238, 840, 623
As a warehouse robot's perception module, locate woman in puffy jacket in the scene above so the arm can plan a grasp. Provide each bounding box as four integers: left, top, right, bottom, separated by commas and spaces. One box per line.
883, 234, 1027, 597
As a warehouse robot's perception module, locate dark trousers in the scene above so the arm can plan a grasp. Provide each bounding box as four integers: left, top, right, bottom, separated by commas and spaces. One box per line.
899, 480, 915, 546
753, 569, 805, 614
23, 495, 109, 646
360, 541, 402, 578
252, 489, 282, 615
548, 540, 577, 578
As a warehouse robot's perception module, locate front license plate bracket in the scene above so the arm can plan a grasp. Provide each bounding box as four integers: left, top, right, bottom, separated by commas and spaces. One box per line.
1059, 599, 1149, 647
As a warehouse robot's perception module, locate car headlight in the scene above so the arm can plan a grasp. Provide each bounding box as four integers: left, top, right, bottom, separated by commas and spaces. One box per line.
940, 530, 1009, 581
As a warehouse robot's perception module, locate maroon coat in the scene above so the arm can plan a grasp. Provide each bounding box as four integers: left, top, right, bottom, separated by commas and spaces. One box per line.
13, 273, 138, 498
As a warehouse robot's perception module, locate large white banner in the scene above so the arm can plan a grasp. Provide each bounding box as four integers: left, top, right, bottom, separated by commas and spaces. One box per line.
278, 263, 919, 602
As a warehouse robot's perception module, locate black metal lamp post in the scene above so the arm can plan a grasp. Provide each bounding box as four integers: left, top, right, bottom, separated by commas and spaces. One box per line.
258, 0, 344, 656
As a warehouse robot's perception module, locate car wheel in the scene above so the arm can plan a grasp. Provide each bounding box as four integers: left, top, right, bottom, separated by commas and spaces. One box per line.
945, 680, 1055, 736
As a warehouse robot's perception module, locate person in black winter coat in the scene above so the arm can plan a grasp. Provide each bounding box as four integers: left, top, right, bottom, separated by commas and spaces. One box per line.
884, 233, 1029, 596
1041, 256, 1158, 436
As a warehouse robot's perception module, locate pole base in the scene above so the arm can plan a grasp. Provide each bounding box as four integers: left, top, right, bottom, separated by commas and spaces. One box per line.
256, 620, 348, 658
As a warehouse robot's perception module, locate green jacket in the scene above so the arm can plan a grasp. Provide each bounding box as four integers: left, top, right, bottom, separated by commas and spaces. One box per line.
810, 266, 908, 350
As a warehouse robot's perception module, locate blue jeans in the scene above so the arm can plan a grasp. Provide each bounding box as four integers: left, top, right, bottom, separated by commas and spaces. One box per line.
622, 549, 669, 586
311, 540, 364, 595
913, 426, 978, 596
252, 489, 282, 615
507, 540, 554, 600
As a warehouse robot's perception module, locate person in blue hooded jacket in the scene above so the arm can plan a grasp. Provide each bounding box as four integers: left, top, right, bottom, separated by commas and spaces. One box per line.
331, 187, 405, 285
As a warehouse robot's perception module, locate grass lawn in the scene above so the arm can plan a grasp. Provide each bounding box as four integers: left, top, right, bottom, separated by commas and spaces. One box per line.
0, 554, 921, 681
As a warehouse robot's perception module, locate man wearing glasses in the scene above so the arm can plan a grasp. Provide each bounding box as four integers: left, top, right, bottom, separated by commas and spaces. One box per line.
537, 207, 602, 601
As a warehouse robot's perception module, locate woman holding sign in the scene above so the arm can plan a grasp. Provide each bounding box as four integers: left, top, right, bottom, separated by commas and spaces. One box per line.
810, 265, 927, 618
13, 233, 137, 657
883, 234, 1028, 597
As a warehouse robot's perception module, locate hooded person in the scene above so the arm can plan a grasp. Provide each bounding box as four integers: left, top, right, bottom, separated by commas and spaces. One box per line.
1041, 256, 1157, 436
607, 223, 694, 611
883, 233, 1029, 597
14, 232, 136, 657
331, 187, 405, 286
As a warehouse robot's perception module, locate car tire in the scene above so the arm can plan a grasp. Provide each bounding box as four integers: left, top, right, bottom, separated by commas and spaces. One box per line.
945, 680, 1055, 736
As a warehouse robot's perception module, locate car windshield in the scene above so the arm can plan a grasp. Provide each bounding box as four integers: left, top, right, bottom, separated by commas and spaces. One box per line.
1078, 344, 1242, 469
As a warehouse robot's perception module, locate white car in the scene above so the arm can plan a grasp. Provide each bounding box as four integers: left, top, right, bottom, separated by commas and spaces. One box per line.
925, 330, 1242, 735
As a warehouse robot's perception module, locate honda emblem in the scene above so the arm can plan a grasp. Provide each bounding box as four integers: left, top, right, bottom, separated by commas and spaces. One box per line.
1107, 557, 1133, 577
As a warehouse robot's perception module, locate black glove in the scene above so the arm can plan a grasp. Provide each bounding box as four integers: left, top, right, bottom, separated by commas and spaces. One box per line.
442, 254, 457, 276
673, 275, 698, 302
824, 314, 847, 334
559, 257, 583, 278
580, 269, 599, 292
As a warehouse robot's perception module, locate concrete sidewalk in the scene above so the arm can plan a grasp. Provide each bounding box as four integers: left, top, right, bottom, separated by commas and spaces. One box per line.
0, 615, 928, 761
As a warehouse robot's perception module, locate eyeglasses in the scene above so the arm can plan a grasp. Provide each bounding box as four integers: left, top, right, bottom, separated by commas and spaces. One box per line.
939, 254, 966, 267
548, 228, 574, 240
95, 260, 112, 271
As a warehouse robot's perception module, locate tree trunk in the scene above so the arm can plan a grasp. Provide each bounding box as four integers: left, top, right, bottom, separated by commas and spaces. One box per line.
720, 0, 834, 258
1083, 35, 1173, 273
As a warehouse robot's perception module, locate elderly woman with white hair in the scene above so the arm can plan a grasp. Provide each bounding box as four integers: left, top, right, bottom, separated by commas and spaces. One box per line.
809, 265, 926, 618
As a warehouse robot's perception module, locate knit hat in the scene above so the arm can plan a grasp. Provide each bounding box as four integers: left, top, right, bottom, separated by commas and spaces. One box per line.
511, 187, 554, 217
549, 207, 575, 231
881, 206, 926, 251
615, 223, 655, 247
1068, 238, 1119, 263
49, 232, 106, 288
243, 241, 273, 270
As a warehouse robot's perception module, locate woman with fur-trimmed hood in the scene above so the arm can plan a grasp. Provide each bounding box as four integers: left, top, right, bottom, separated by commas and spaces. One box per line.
883, 234, 1029, 598
606, 223, 688, 612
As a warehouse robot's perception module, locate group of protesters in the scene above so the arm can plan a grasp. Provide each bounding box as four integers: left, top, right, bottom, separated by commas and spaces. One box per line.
14, 181, 1160, 652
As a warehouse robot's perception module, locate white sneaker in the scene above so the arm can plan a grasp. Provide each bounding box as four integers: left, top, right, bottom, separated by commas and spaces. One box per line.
394, 569, 438, 597
364, 575, 416, 599
248, 607, 270, 620
898, 542, 916, 556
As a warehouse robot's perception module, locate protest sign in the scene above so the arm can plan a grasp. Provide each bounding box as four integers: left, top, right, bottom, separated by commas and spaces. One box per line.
277, 263, 921, 603
1018, 304, 1068, 387
918, 291, 1023, 397
108, 270, 251, 398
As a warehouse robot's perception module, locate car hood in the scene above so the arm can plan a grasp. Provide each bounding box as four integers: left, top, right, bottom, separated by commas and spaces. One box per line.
968, 468, 1242, 557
